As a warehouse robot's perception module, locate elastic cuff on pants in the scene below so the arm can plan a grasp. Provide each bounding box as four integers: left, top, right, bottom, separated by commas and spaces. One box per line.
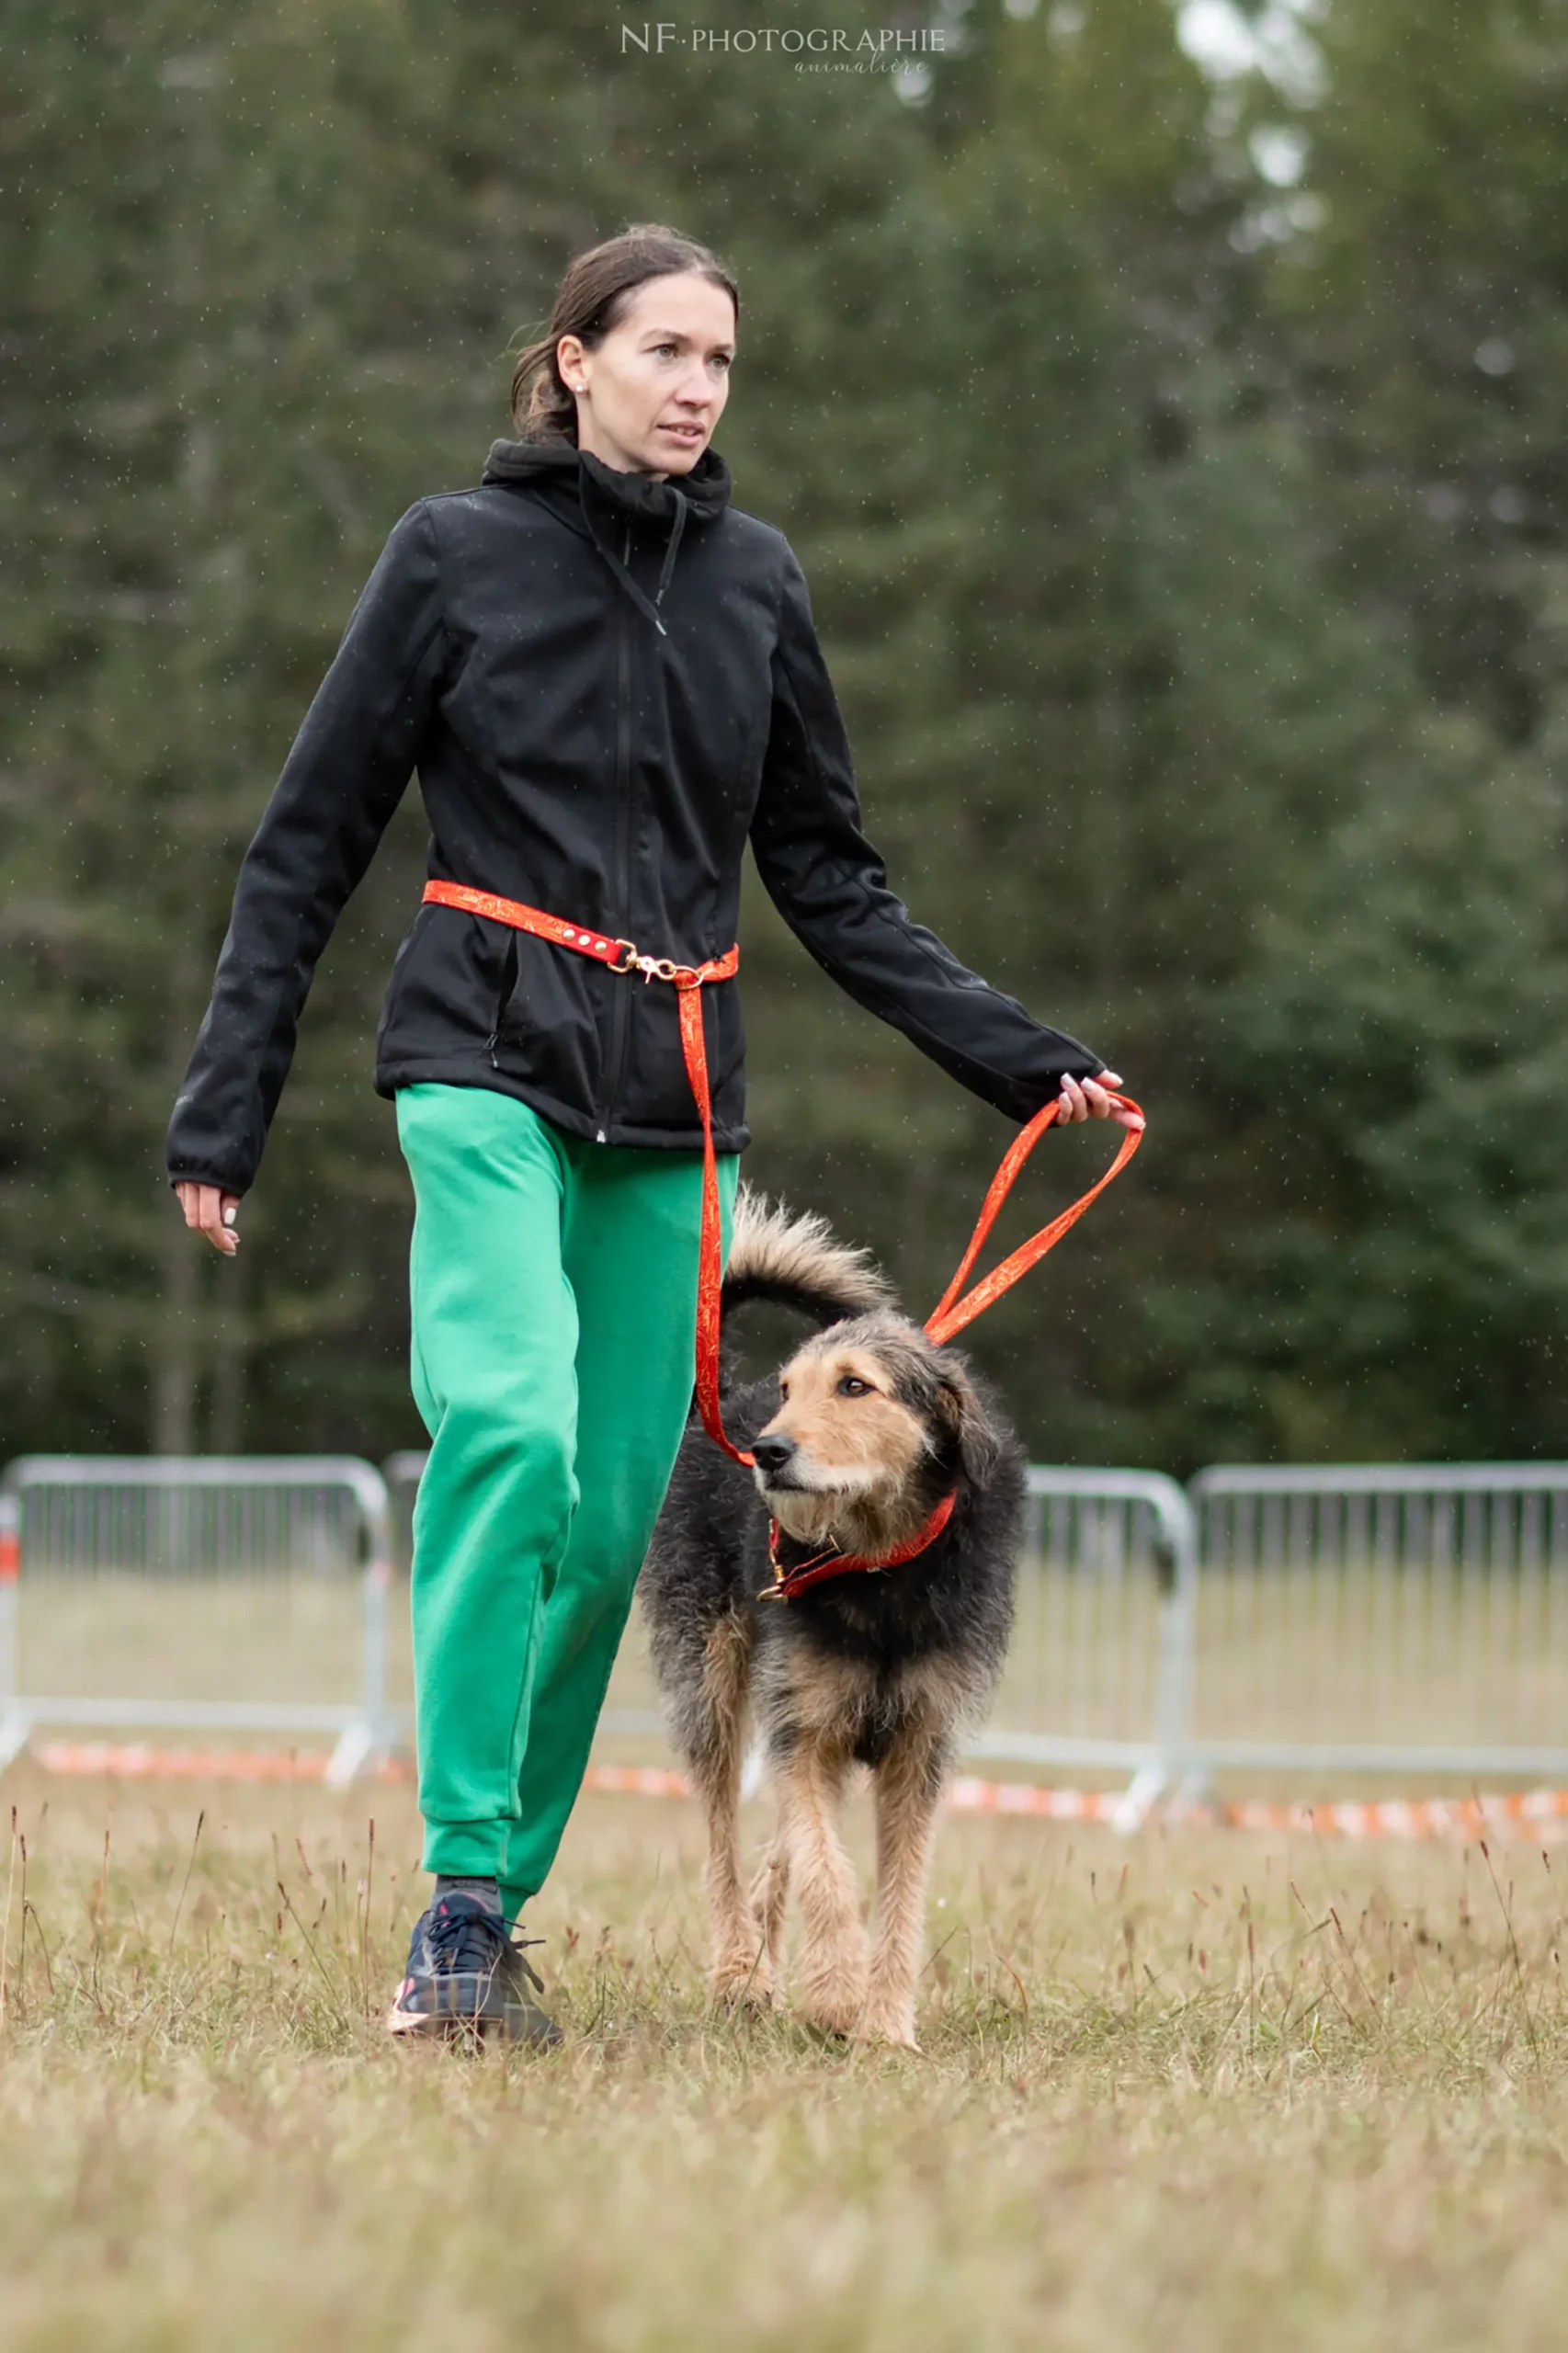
422, 1822, 511, 1880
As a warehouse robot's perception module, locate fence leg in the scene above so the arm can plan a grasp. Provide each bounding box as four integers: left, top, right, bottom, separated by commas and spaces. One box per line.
324, 1722, 376, 1787
1114, 1483, 1202, 1834
1170, 1766, 1216, 1818
1164, 1490, 1216, 1816
1111, 1759, 1169, 1831
327, 1551, 394, 1786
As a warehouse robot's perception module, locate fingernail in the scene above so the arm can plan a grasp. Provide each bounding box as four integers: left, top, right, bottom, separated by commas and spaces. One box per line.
222, 1207, 236, 1227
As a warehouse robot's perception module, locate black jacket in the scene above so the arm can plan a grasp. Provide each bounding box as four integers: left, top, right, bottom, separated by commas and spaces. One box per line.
165, 437, 1106, 1192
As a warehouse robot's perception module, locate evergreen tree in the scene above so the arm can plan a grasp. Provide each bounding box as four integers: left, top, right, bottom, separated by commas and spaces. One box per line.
4, 0, 1565, 1472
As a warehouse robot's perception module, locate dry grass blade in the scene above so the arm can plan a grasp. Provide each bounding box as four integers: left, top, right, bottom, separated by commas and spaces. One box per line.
0, 1805, 16, 2031
165, 1811, 205, 1958
1477, 1836, 1544, 2082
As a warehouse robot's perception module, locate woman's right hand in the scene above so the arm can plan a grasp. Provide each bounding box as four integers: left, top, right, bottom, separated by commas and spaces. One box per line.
175, 1181, 242, 1256
1056, 1070, 1144, 1133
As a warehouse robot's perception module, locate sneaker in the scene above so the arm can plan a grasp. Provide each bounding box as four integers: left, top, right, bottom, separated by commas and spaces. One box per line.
384, 1893, 562, 2047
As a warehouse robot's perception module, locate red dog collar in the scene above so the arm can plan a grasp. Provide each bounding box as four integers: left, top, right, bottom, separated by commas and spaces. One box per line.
762, 1488, 958, 1602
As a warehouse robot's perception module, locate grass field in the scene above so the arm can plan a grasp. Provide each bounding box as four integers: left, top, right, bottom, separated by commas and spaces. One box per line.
3, 1767, 1568, 2350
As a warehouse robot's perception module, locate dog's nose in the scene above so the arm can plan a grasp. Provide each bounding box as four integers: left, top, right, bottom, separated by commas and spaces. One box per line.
751, 1433, 796, 1476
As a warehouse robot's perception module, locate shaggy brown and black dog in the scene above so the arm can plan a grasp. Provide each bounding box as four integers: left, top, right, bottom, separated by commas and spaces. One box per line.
640, 1188, 1025, 2049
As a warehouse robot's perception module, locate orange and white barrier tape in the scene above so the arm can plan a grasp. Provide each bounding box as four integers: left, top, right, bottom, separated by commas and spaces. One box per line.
1183, 1788, 1568, 1842
19, 1744, 1568, 1843
946, 1779, 1568, 1841
31, 1742, 407, 1783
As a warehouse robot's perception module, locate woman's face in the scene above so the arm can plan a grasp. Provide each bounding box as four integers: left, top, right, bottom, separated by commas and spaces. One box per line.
557, 271, 735, 480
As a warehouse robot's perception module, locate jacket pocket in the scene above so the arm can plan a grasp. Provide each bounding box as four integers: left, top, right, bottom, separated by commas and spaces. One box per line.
378, 906, 516, 1067
485, 930, 604, 1113
487, 933, 521, 1056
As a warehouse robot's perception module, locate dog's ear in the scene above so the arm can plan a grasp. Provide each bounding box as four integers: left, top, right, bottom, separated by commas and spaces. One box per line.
933, 1354, 1001, 1487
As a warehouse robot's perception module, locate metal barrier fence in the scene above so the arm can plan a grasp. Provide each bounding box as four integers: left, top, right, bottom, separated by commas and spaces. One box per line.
0, 1457, 395, 1782
1187, 1464, 1568, 1782
983, 1469, 1195, 1820
8, 1453, 1568, 1803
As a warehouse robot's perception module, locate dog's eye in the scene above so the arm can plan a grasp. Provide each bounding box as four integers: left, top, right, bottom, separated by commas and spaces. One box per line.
837, 1375, 872, 1397
778, 1379, 790, 1399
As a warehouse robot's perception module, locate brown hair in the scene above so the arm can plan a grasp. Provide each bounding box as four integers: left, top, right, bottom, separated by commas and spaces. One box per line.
508, 222, 740, 442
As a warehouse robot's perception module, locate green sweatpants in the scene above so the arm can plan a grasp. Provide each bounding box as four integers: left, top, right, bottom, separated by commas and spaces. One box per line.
395, 1082, 739, 1918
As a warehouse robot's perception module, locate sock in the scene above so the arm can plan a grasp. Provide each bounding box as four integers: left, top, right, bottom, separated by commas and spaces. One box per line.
434, 1873, 503, 1915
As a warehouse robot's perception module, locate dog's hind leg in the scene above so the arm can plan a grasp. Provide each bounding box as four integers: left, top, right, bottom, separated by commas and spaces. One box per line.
863, 1721, 951, 2050
686, 1612, 770, 2006
773, 1733, 869, 2039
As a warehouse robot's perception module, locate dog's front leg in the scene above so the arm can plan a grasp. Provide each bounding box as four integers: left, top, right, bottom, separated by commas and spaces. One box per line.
774, 1739, 869, 2037
864, 1728, 949, 2049
698, 1765, 772, 2006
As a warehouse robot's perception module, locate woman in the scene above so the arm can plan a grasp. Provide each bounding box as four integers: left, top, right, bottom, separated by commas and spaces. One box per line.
167, 222, 1140, 2043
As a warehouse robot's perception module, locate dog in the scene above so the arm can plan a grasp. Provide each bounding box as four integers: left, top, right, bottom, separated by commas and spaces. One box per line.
640, 1185, 1025, 2049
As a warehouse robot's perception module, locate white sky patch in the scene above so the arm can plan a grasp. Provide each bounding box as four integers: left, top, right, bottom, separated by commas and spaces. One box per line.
1250, 123, 1309, 186
1177, 0, 1257, 76
1176, 0, 1326, 103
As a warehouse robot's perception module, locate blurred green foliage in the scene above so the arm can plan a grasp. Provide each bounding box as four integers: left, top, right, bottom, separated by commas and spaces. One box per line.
2, 0, 1565, 1469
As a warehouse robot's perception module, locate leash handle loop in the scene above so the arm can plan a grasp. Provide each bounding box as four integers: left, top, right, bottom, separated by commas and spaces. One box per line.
923, 1093, 1143, 1347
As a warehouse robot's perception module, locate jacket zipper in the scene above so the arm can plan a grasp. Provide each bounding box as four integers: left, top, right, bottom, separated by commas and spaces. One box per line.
594, 522, 636, 1141
485, 935, 519, 1069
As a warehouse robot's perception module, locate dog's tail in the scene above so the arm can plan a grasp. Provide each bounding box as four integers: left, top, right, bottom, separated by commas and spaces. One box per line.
722, 1184, 894, 1329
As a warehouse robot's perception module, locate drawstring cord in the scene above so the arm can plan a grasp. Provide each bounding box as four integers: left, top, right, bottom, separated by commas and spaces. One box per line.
576, 469, 688, 638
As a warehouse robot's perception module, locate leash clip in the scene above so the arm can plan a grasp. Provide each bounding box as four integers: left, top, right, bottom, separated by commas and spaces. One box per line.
762, 1518, 846, 1603
606, 939, 699, 988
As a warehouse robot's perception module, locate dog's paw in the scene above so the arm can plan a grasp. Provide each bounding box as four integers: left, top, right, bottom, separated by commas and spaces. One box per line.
710, 1950, 773, 2011
792, 1969, 871, 2040
859, 2003, 920, 2051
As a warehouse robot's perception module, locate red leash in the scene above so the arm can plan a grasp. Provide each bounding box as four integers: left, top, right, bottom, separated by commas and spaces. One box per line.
922, 1088, 1144, 1346
420, 880, 1144, 1509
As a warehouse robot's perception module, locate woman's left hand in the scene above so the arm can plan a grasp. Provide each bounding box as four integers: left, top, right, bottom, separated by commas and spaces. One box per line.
1057, 1070, 1144, 1133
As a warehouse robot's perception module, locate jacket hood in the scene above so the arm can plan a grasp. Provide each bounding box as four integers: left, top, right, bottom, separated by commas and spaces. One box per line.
482, 435, 731, 637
